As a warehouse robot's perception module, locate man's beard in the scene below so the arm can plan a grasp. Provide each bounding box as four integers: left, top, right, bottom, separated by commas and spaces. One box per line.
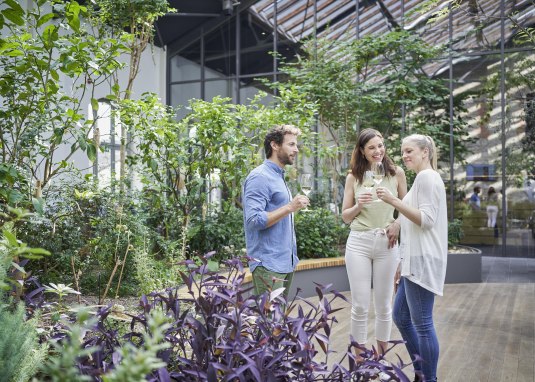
278, 151, 293, 166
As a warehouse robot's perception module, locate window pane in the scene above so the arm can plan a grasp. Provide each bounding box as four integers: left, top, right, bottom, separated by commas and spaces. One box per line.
170, 82, 201, 120
206, 80, 234, 101
204, 19, 236, 77
170, 55, 201, 82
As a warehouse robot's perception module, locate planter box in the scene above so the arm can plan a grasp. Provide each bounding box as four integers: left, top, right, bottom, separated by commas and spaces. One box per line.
445, 245, 482, 283
238, 248, 482, 300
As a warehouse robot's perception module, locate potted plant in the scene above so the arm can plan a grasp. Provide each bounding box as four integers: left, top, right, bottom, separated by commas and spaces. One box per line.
445, 219, 482, 283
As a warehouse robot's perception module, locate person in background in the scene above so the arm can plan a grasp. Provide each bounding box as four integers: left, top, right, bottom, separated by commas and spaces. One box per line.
341, 128, 407, 359
242, 125, 309, 300
486, 186, 499, 228
468, 186, 481, 210
376, 134, 448, 382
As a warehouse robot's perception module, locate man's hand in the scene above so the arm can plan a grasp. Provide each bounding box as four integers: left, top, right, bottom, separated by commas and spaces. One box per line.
288, 195, 310, 212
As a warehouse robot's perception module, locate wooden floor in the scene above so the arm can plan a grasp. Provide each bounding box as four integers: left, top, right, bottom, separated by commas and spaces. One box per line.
306, 282, 535, 381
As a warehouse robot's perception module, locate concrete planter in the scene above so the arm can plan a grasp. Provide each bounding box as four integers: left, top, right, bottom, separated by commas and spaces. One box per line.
445, 245, 482, 283
241, 246, 482, 300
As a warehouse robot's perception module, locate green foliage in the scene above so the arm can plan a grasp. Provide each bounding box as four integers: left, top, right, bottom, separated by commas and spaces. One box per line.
127, 89, 317, 259
448, 218, 464, 248
278, 29, 471, 204
41, 308, 169, 381
1, 207, 50, 294
41, 309, 97, 382
0, 303, 48, 382
20, 184, 151, 297
102, 309, 169, 382
295, 208, 347, 259
0, 0, 128, 204
93, 0, 170, 32
0, 211, 49, 382
187, 204, 246, 263
44, 282, 81, 302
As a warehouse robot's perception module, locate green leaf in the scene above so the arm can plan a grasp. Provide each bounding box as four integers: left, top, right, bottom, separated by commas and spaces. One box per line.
78, 136, 87, 151
5, 49, 23, 57
66, 2, 81, 33
2, 9, 24, 26
24, 247, 51, 256
86, 143, 97, 162
36, 12, 55, 27
91, 98, 99, 112
3, 229, 18, 247
50, 69, 59, 81
32, 197, 45, 215
11, 261, 26, 274
42, 24, 58, 48
4, 0, 23, 12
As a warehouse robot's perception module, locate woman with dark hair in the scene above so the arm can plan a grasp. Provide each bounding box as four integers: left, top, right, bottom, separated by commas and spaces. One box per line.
376, 134, 448, 382
341, 128, 407, 359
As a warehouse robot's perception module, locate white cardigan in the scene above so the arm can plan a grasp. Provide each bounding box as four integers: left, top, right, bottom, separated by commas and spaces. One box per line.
399, 169, 448, 296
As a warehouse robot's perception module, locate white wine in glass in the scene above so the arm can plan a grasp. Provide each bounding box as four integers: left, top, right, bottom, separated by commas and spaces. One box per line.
372, 162, 385, 202
299, 173, 313, 211
372, 162, 385, 186
362, 171, 375, 192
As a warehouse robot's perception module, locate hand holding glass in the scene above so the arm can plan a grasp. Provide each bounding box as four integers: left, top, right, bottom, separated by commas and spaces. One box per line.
371, 162, 385, 202
299, 173, 312, 211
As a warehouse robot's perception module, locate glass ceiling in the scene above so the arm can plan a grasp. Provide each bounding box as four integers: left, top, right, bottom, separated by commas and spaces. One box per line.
249, 0, 535, 77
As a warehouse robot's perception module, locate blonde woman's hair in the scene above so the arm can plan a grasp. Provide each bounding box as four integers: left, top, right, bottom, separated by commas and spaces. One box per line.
402, 134, 438, 170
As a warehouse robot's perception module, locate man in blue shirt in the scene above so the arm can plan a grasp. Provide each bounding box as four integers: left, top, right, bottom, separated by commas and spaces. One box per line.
243, 125, 310, 299
469, 186, 481, 210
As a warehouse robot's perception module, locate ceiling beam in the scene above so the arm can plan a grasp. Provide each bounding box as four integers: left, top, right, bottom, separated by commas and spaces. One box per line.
165, 0, 259, 56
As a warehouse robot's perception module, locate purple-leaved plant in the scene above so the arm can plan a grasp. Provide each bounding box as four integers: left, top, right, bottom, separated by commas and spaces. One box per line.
40, 254, 413, 381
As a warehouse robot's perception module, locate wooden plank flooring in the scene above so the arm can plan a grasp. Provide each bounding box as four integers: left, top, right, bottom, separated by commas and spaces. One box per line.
305, 283, 535, 382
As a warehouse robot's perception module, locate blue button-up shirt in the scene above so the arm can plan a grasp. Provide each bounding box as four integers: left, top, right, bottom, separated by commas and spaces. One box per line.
243, 160, 298, 273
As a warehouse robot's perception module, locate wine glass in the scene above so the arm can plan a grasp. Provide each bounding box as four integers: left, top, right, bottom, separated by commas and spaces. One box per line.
362, 171, 375, 192
372, 162, 385, 186
361, 171, 375, 206
372, 162, 385, 202
299, 173, 313, 211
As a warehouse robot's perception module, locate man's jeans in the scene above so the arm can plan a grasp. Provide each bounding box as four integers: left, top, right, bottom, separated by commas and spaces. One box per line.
252, 266, 294, 301
393, 277, 439, 382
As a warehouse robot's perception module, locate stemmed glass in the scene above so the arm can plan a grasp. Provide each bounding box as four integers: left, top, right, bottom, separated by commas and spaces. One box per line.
361, 171, 375, 206
299, 173, 313, 211
362, 171, 375, 192
371, 162, 385, 202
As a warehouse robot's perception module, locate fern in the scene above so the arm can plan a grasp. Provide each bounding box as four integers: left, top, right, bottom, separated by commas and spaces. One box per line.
0, 303, 45, 382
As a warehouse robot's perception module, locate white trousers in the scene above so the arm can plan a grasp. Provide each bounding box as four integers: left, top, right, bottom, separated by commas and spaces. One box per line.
345, 229, 400, 344
486, 205, 498, 228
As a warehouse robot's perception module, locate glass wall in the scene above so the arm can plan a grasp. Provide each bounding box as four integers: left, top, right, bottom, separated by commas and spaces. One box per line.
165, 0, 535, 257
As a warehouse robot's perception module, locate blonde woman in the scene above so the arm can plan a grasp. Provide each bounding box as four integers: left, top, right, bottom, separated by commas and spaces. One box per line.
377, 134, 448, 382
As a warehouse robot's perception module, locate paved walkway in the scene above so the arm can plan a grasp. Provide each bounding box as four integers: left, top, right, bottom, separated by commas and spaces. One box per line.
305, 256, 535, 381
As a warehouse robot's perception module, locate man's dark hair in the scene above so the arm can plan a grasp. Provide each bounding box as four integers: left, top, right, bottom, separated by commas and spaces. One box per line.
474, 186, 481, 193
264, 125, 301, 158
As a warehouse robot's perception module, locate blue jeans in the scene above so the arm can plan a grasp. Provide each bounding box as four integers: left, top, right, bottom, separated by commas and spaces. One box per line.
393, 277, 439, 382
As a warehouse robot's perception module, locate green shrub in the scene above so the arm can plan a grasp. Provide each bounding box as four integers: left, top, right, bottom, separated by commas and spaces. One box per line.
187, 204, 246, 263
21, 184, 154, 297
448, 218, 464, 248
295, 208, 347, 259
